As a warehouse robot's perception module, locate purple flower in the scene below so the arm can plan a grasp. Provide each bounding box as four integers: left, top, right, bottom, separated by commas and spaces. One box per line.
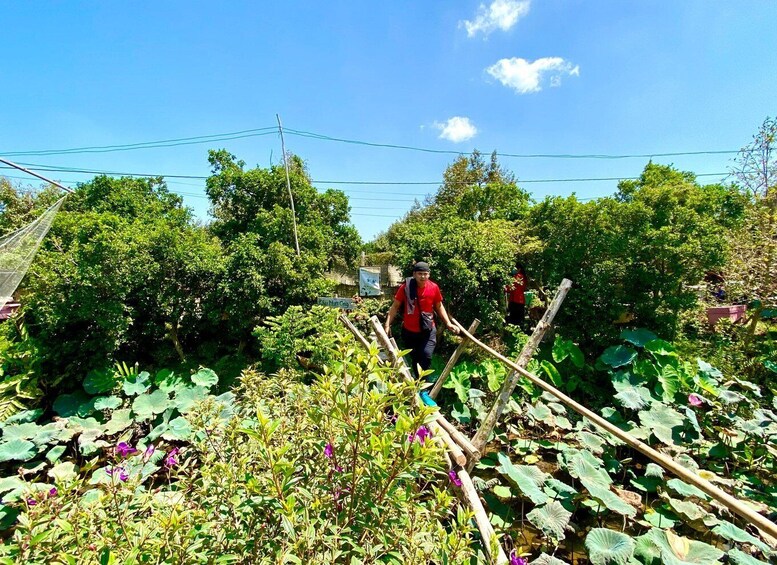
509, 550, 527, 565
143, 444, 155, 463
324, 443, 334, 459
119, 469, 129, 482
448, 469, 462, 487
688, 393, 703, 407
27, 497, 37, 506
335, 464, 343, 473
409, 425, 431, 445
115, 442, 138, 458
106, 466, 128, 481
48, 487, 58, 497
165, 448, 180, 468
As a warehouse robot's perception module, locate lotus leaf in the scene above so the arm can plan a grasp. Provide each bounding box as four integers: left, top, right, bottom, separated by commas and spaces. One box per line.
600, 346, 638, 368
712, 521, 770, 555
161, 416, 192, 441
103, 409, 133, 435
555, 416, 573, 430
0, 438, 37, 462
191, 368, 218, 388
32, 422, 74, 446
719, 390, 746, 405
614, 387, 652, 410
83, 368, 117, 395
492, 485, 512, 498
93, 396, 123, 411
697, 360, 723, 381
642, 505, 678, 529
621, 328, 658, 347
531, 553, 569, 565
172, 386, 208, 413
585, 528, 636, 565
666, 479, 710, 501
122, 371, 151, 396
638, 404, 684, 446
78, 429, 107, 456
636, 528, 724, 565
674, 454, 700, 472
527, 402, 555, 426
646, 463, 664, 477
727, 548, 769, 565
0, 476, 25, 494
685, 408, 702, 435
645, 339, 677, 357
496, 453, 549, 505
527, 501, 572, 541
53, 391, 92, 418
48, 461, 78, 483
45, 445, 66, 463
586, 483, 637, 517
667, 498, 709, 524
563, 449, 612, 487
2, 409, 43, 425
481, 490, 514, 528
132, 390, 170, 418
2, 422, 40, 441
576, 431, 606, 455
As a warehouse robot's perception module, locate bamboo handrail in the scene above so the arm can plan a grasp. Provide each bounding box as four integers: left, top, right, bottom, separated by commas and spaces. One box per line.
452, 318, 777, 545
429, 319, 480, 399
435, 413, 481, 461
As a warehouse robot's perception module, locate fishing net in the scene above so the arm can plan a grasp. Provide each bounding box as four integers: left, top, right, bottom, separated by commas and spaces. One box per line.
0, 196, 66, 311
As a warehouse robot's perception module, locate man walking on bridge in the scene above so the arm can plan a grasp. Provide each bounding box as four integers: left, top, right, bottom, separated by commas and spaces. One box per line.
384, 261, 459, 378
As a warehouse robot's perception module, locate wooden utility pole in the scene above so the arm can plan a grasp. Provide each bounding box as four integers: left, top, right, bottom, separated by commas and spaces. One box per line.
276, 114, 301, 257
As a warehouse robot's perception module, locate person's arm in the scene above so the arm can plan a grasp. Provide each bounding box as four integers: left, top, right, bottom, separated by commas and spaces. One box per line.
434, 302, 460, 334
384, 299, 402, 335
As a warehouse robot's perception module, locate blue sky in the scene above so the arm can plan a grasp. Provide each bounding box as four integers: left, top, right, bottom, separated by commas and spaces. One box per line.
2, 1, 776, 240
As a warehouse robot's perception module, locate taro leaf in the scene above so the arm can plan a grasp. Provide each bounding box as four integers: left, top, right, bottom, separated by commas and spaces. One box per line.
645, 339, 677, 357
675, 454, 700, 472
122, 371, 151, 396
666, 479, 709, 501
492, 485, 512, 498
450, 402, 471, 424
555, 416, 573, 430
83, 368, 116, 395
685, 408, 702, 435
564, 449, 612, 487
2, 422, 40, 441
639, 528, 724, 565
68, 417, 102, 433
614, 386, 652, 410
730, 377, 762, 397
712, 521, 770, 555
448, 371, 471, 404
552, 337, 585, 368
48, 461, 78, 483
719, 389, 746, 405
657, 364, 681, 403
0, 476, 25, 495
631, 475, 662, 494
482, 360, 506, 392
531, 554, 569, 565
697, 359, 723, 382
586, 483, 637, 517
34, 422, 75, 446
527, 501, 572, 541
78, 429, 107, 456
172, 386, 208, 414
191, 368, 218, 389
545, 478, 578, 498
132, 390, 170, 418
600, 346, 637, 368
576, 431, 606, 455
667, 498, 709, 524
643, 505, 678, 529
540, 360, 564, 388
103, 409, 133, 435
585, 528, 636, 565
45, 445, 66, 463
646, 463, 664, 478
2, 409, 43, 425
527, 402, 555, 426
481, 490, 514, 528
727, 548, 770, 565
93, 396, 122, 411
546, 401, 567, 415
161, 416, 192, 441
621, 328, 658, 347
53, 391, 92, 418
0, 439, 37, 462
496, 453, 549, 505
638, 404, 684, 446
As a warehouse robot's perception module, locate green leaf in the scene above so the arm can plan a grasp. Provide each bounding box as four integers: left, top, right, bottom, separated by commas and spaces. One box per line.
45, 445, 66, 463
642, 505, 678, 529
2, 409, 43, 425
614, 386, 652, 410
586, 483, 637, 517
161, 416, 192, 441
657, 364, 681, 402
763, 360, 777, 374
531, 553, 568, 565
83, 369, 116, 395
712, 521, 770, 555
48, 462, 78, 483
636, 528, 723, 565
620, 328, 658, 347
526, 501, 572, 541
645, 339, 677, 357
93, 396, 122, 411
172, 386, 208, 414
727, 548, 769, 565
665, 478, 709, 501
122, 372, 151, 396
53, 391, 92, 418
540, 360, 564, 388
599, 346, 638, 368
132, 390, 170, 418
103, 409, 133, 435
1, 422, 40, 441
496, 453, 549, 505
585, 528, 635, 565
481, 491, 514, 528
191, 368, 218, 389
0, 439, 37, 462
638, 404, 684, 446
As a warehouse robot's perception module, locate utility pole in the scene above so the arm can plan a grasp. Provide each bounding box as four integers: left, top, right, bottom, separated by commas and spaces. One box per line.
276, 114, 301, 257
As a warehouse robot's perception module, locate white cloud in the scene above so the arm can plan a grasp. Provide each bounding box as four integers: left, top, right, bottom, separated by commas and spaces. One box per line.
434, 117, 478, 143
486, 57, 580, 94
462, 0, 530, 38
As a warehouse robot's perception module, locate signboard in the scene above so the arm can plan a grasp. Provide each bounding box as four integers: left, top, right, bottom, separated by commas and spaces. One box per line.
317, 296, 355, 310
359, 267, 381, 297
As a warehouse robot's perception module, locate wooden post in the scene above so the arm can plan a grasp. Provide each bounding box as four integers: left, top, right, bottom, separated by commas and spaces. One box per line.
455, 466, 509, 564
453, 319, 777, 545
338, 314, 372, 351
471, 279, 572, 455
429, 421, 466, 466
435, 413, 481, 461
429, 319, 480, 399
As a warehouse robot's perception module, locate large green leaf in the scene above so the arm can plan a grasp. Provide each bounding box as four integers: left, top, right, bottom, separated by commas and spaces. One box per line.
638, 404, 684, 446
600, 346, 638, 368
191, 368, 218, 389
586, 483, 637, 517
2, 422, 41, 441
712, 521, 770, 555
666, 478, 709, 501
563, 449, 612, 487
636, 529, 723, 565
552, 337, 585, 368
172, 386, 208, 414
122, 371, 151, 396
2, 409, 43, 425
0, 439, 37, 462
132, 390, 170, 418
53, 391, 92, 418
496, 453, 549, 505
48, 461, 78, 483
103, 409, 133, 435
645, 339, 677, 357
531, 553, 569, 565
727, 548, 769, 565
585, 528, 635, 565
621, 328, 658, 347
480, 490, 514, 528
93, 396, 122, 411
161, 416, 192, 441
657, 364, 681, 402
614, 386, 652, 410
540, 361, 564, 388
83, 368, 117, 395
526, 501, 572, 541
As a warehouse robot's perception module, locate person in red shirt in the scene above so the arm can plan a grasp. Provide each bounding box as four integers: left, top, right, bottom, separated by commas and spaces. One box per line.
384, 261, 459, 377
505, 263, 526, 328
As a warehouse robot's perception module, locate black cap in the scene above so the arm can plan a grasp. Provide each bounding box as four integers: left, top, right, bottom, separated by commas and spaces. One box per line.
413, 261, 430, 272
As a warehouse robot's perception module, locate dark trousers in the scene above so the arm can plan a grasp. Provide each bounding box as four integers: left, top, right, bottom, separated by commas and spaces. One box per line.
507, 302, 525, 327
401, 326, 437, 378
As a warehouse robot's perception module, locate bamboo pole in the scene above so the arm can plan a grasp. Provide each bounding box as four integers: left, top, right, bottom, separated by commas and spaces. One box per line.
429, 421, 466, 466
455, 466, 509, 564
338, 314, 372, 351
435, 413, 481, 461
429, 319, 480, 399
471, 279, 572, 454
452, 318, 777, 545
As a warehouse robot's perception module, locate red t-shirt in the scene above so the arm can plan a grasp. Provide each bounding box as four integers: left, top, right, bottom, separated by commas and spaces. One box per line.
506, 273, 526, 304
395, 280, 443, 332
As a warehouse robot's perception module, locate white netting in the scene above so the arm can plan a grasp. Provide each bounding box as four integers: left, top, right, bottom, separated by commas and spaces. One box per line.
0, 196, 66, 311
